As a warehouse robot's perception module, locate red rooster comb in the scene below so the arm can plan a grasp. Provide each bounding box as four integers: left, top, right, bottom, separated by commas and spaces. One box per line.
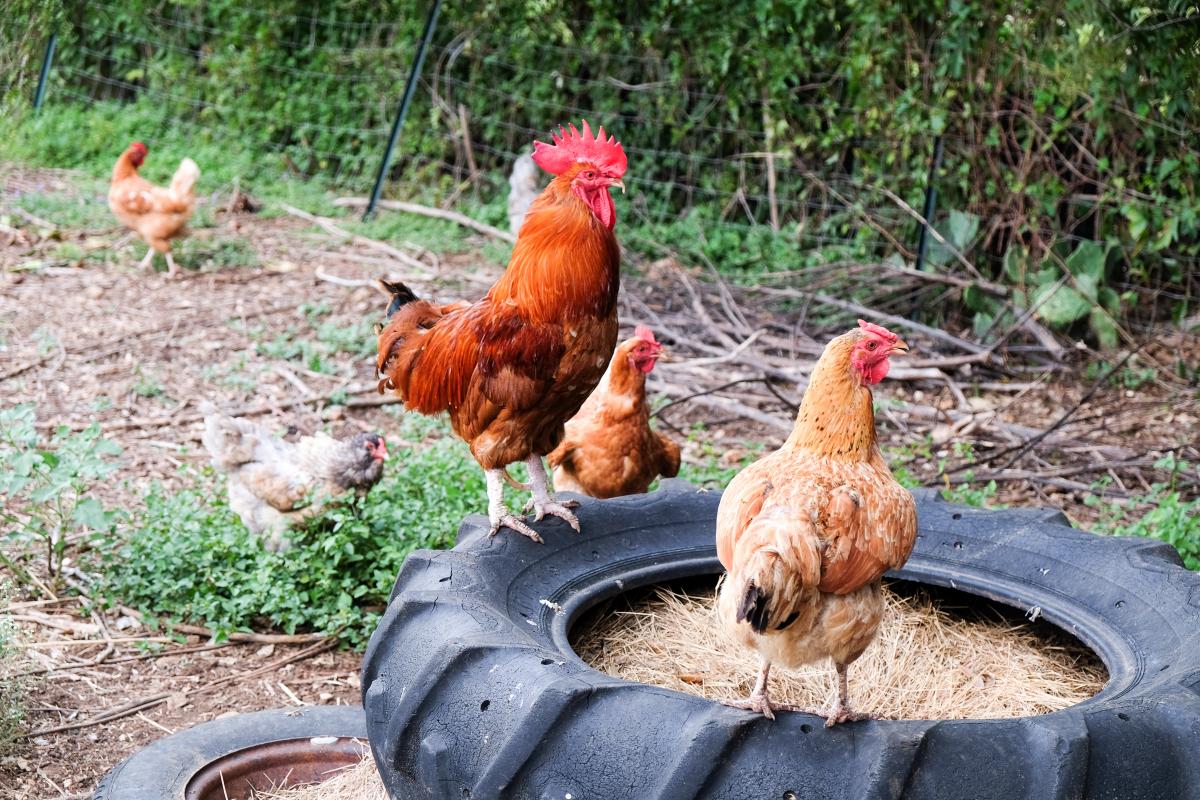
130, 141, 147, 155
857, 319, 898, 341
634, 324, 658, 345
532, 120, 627, 178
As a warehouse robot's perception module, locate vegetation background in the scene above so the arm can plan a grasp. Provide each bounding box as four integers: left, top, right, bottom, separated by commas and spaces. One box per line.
3, 0, 1198, 344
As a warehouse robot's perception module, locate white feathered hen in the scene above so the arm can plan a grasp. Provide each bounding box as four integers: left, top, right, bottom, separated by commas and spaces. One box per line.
200, 402, 388, 551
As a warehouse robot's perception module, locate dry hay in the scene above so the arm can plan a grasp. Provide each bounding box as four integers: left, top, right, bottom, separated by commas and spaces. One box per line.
572, 583, 1108, 720
248, 752, 387, 800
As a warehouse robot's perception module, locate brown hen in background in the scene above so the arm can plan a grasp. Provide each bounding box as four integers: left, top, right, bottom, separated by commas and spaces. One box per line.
548, 325, 680, 498
108, 141, 198, 277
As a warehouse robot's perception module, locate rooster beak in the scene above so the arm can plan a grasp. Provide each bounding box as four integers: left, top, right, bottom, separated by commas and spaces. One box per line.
610, 179, 626, 194
892, 338, 911, 354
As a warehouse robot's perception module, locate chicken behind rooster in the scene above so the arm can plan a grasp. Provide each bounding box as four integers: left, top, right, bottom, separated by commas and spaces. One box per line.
108, 141, 199, 277
200, 403, 388, 551
715, 320, 916, 725
548, 325, 680, 498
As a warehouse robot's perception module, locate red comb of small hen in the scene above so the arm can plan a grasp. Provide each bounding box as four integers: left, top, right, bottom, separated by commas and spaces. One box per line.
634, 324, 657, 344
857, 319, 897, 341
532, 120, 627, 177
130, 141, 147, 154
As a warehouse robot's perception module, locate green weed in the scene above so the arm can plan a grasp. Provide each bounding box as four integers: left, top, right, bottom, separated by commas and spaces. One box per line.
96, 416, 494, 647
0, 405, 123, 587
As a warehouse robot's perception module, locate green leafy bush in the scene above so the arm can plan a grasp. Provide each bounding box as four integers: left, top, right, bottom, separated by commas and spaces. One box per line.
2, 1, 1196, 338
1087, 456, 1200, 569
0, 405, 122, 586
97, 416, 490, 647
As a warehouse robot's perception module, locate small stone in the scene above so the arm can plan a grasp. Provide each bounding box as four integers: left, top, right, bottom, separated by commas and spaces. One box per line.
255, 643, 276, 659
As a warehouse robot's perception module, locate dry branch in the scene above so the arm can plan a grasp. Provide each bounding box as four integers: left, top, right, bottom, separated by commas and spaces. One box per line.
332, 197, 517, 244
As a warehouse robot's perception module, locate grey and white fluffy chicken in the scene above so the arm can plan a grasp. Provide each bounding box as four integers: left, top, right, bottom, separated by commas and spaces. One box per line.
200, 402, 388, 551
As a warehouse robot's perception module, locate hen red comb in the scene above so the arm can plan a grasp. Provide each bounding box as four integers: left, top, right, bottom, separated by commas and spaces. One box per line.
131, 141, 147, 152
532, 120, 627, 178
634, 324, 657, 344
857, 319, 898, 341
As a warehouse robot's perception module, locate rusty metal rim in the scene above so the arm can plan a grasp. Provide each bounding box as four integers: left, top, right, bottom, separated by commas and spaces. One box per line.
185, 736, 369, 800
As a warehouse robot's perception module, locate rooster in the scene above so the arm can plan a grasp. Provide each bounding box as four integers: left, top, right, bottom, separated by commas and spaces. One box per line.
715, 320, 916, 725
200, 403, 388, 551
547, 325, 680, 498
377, 120, 626, 542
108, 141, 199, 277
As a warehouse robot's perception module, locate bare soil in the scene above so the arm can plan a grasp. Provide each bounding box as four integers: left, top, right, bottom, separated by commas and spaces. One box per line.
1, 165, 1196, 799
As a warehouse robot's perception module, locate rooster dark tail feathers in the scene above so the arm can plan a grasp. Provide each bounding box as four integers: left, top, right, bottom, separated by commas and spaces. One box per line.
380, 279, 419, 319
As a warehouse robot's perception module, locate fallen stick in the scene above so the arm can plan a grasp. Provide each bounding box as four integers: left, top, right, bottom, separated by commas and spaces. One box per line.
332, 196, 517, 244
42, 382, 379, 432
22, 637, 337, 738
750, 286, 992, 356
116, 605, 330, 644
280, 204, 433, 274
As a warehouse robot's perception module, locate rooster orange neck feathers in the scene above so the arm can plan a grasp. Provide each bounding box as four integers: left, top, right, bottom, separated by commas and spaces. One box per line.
490, 121, 626, 324
786, 321, 905, 459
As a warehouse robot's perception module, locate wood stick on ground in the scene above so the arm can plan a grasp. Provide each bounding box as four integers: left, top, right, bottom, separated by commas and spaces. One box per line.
22, 638, 337, 738
117, 605, 331, 644
280, 204, 433, 274
332, 197, 517, 244
752, 286, 992, 356
990, 343, 1148, 471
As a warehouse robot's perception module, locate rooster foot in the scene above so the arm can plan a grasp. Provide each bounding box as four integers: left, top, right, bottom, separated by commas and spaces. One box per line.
527, 501, 580, 532
488, 513, 543, 544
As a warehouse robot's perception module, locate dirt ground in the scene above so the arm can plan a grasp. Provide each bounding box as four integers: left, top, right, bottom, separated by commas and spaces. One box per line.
1, 164, 1197, 799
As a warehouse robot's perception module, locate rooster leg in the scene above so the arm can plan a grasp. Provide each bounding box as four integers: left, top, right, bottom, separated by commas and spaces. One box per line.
485, 469, 543, 543
522, 455, 580, 531
138, 248, 155, 271
722, 658, 782, 720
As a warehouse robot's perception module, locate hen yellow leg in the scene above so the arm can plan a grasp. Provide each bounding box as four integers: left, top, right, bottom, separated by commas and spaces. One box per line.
816, 662, 871, 727
723, 658, 793, 720
138, 248, 155, 270
164, 251, 179, 278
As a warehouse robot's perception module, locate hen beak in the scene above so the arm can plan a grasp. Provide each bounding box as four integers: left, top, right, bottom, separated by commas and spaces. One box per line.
891, 338, 911, 355
610, 179, 626, 194
376, 441, 389, 461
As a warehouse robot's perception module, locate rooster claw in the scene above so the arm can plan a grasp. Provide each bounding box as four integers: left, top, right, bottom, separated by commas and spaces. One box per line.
488, 514, 543, 544
529, 502, 580, 532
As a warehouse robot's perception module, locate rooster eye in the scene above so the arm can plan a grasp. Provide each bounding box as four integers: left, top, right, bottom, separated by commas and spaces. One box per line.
867, 341, 878, 350
583, 170, 595, 179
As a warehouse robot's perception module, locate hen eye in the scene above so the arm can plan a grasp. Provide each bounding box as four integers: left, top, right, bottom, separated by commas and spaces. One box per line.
867, 341, 878, 350
583, 170, 595, 179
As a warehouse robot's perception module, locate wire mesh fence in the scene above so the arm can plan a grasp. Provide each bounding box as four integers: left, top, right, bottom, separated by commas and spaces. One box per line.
13, 2, 1200, 334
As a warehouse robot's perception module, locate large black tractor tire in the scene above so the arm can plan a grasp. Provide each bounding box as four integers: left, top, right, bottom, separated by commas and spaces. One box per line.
362, 480, 1200, 800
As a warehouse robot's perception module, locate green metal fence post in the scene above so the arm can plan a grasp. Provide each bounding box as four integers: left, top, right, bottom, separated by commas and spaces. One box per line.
914, 135, 944, 272
364, 0, 442, 221
33, 33, 58, 112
